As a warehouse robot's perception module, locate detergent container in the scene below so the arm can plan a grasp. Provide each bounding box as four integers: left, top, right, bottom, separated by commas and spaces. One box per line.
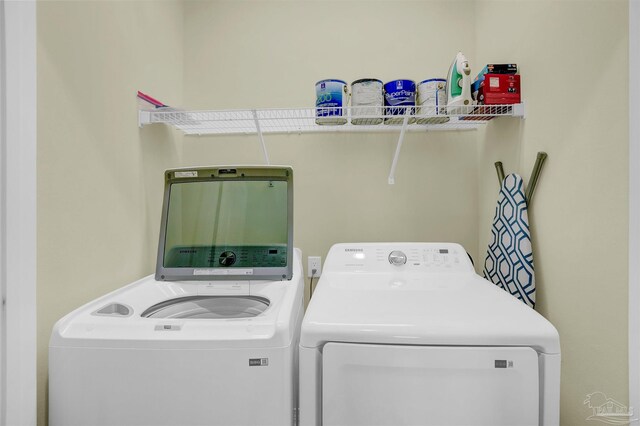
351, 79, 383, 125
383, 79, 416, 125
416, 79, 450, 125
316, 79, 348, 125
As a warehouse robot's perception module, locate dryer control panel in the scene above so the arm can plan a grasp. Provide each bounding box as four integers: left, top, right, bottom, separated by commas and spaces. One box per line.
324, 243, 475, 273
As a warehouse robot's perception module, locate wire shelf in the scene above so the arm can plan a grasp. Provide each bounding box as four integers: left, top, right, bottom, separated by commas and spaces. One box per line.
139, 104, 525, 136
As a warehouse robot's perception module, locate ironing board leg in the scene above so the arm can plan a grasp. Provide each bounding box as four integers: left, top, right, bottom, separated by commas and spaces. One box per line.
525, 152, 548, 204
495, 161, 506, 186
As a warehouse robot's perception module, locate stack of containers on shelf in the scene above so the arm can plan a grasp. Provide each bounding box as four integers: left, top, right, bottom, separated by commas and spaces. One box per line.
313, 53, 519, 126
314, 78, 433, 126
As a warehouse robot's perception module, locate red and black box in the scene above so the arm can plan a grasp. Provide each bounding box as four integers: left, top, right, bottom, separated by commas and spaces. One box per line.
474, 73, 521, 105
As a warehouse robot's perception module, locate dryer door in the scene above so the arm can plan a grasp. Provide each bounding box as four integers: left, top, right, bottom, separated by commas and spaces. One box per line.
322, 343, 539, 426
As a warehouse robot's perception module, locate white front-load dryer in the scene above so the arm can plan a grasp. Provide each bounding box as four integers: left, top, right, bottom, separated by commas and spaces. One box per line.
299, 243, 560, 426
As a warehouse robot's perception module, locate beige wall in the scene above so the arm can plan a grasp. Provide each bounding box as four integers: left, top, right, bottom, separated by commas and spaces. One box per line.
183, 1, 631, 424
36, 1, 630, 425
182, 0, 481, 305
475, 1, 629, 424
36, 1, 183, 424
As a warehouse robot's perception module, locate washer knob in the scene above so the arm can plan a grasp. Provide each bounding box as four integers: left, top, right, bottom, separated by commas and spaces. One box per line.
388, 250, 407, 266
219, 251, 237, 267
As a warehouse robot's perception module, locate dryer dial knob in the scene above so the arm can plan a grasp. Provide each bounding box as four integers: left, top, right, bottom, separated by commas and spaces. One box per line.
388, 250, 407, 266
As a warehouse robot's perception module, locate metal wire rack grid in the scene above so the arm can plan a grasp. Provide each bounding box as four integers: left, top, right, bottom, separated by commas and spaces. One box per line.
139, 104, 524, 135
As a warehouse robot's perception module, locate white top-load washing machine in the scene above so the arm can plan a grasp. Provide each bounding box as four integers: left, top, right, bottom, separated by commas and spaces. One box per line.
50, 166, 303, 426
300, 242, 560, 426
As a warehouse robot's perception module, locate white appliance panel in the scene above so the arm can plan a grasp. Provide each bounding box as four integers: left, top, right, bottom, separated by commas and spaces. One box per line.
322, 343, 539, 426
301, 243, 560, 354
50, 346, 295, 426
50, 251, 304, 426
323, 243, 474, 274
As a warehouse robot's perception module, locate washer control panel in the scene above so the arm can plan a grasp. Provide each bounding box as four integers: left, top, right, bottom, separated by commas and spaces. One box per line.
326, 243, 473, 273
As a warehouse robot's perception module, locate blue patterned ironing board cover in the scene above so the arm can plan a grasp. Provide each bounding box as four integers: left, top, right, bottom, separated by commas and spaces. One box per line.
483, 174, 536, 308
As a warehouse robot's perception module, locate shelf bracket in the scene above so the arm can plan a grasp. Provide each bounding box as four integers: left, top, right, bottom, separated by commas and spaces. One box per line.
252, 109, 270, 165
138, 110, 151, 128
387, 114, 411, 185
513, 101, 526, 119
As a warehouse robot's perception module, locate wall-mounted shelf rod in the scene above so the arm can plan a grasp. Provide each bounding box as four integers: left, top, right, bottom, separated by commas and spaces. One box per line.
387, 114, 411, 185
251, 109, 270, 165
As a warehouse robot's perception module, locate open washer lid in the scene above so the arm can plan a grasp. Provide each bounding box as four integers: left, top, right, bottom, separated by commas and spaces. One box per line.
155, 166, 294, 282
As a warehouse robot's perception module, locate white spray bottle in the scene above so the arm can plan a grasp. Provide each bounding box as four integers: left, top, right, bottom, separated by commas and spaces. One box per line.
446, 52, 472, 114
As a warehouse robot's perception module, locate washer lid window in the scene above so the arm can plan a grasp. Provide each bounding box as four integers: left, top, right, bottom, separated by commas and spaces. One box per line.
141, 296, 270, 319
155, 166, 294, 282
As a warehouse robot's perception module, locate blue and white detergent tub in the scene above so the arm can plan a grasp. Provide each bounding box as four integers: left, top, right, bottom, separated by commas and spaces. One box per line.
384, 79, 416, 124
315, 79, 348, 125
